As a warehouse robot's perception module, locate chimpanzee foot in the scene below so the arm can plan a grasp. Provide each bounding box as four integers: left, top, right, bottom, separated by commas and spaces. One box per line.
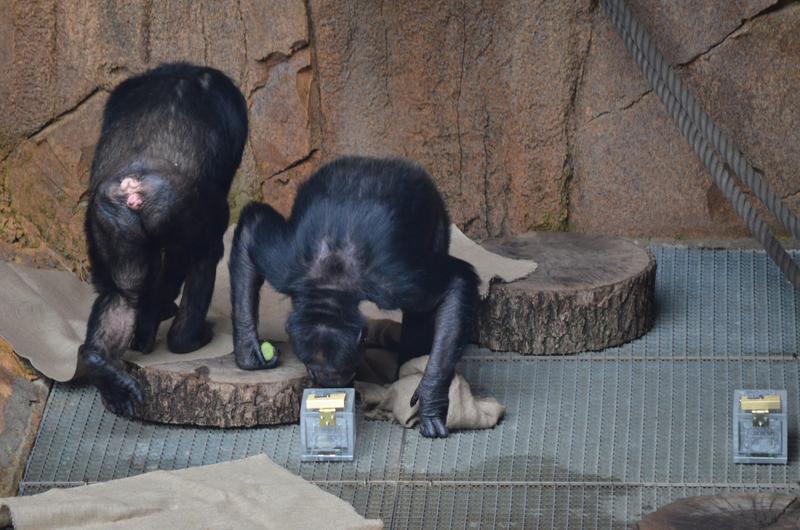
167, 321, 213, 353
410, 379, 450, 438
81, 347, 143, 417
129, 330, 156, 354
130, 312, 162, 353
160, 301, 178, 321
234, 340, 280, 370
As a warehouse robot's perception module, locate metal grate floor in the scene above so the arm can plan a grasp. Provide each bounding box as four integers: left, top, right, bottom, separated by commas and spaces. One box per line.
21, 247, 800, 529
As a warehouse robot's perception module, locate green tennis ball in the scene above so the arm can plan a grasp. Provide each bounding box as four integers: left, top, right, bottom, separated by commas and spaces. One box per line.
260, 341, 276, 362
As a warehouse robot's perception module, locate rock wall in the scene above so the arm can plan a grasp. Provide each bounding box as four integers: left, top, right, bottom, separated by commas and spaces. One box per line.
572, 0, 800, 238
1, 0, 798, 271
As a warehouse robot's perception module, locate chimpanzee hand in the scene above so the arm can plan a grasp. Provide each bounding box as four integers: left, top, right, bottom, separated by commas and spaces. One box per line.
410, 377, 450, 438
81, 346, 143, 417
233, 339, 280, 370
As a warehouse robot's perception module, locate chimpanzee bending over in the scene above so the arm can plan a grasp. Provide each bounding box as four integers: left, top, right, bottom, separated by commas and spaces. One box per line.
230, 157, 479, 437
76, 63, 248, 416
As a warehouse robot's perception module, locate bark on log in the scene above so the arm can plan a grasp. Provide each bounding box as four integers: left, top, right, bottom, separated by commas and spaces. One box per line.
474, 232, 656, 355
124, 348, 309, 428
119, 320, 402, 427
634, 494, 800, 529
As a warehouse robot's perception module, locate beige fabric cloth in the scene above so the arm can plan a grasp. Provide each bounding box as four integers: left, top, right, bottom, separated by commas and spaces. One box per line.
0, 455, 382, 530
0, 224, 536, 382
357, 350, 506, 430
356, 319, 505, 429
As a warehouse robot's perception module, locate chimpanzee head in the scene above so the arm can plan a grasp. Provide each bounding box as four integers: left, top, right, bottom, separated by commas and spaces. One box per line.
286, 292, 366, 387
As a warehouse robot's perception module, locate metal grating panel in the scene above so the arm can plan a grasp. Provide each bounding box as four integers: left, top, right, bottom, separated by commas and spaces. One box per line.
23, 385, 404, 484
20, 247, 800, 528
582, 247, 800, 360
400, 359, 800, 485
390, 483, 800, 530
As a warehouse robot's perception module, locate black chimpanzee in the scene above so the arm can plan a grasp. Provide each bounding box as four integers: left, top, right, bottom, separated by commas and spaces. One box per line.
76, 63, 248, 416
230, 157, 480, 437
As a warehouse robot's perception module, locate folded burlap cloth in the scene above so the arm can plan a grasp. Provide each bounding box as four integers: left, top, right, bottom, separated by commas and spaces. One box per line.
0, 455, 382, 530
356, 320, 505, 430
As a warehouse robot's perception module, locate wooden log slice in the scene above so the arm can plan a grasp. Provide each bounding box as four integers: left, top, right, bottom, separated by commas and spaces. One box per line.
124, 347, 310, 427
474, 232, 656, 355
634, 494, 800, 529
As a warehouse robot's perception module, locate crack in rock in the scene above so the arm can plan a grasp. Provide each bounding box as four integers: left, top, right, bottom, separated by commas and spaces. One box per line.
586, 88, 653, 125
27, 88, 104, 142
678, 0, 794, 67
270, 148, 318, 182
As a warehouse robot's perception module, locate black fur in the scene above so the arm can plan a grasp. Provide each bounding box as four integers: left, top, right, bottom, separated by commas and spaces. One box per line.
230, 156, 479, 437
76, 63, 248, 416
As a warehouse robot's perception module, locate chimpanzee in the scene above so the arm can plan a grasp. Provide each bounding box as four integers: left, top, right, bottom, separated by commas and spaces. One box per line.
76, 63, 248, 416
230, 157, 480, 437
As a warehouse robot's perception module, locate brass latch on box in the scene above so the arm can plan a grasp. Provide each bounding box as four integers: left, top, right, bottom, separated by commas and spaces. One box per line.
739, 394, 781, 427
306, 392, 347, 427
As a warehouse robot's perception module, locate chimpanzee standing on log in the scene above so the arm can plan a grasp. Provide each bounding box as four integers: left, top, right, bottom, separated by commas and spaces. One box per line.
230, 157, 479, 438
76, 63, 248, 416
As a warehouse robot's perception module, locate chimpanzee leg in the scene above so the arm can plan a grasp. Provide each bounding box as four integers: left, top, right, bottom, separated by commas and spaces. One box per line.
130, 250, 164, 353
166, 242, 222, 353
229, 202, 290, 370
166, 198, 229, 353
399, 309, 436, 367
409, 256, 479, 438
159, 248, 189, 320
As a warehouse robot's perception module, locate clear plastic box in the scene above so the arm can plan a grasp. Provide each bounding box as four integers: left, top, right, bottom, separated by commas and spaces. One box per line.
732, 389, 787, 464
300, 388, 356, 462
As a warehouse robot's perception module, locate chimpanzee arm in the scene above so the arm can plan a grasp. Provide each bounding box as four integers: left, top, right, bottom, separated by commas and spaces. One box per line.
76, 218, 155, 416
408, 256, 479, 438
229, 202, 291, 370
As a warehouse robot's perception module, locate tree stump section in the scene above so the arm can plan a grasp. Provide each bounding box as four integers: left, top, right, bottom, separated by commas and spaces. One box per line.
475, 232, 656, 355
124, 347, 310, 428
634, 494, 800, 529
